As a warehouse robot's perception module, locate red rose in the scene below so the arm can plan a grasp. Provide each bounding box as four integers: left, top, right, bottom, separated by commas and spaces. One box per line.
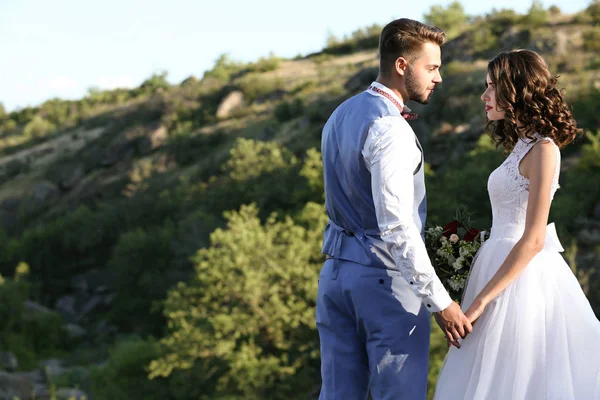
443, 220, 459, 238
464, 228, 480, 242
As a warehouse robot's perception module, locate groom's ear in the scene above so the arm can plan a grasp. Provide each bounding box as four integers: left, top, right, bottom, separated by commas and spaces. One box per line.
395, 57, 408, 76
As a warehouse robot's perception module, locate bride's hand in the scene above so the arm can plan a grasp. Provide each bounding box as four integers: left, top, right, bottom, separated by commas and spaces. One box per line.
465, 298, 487, 325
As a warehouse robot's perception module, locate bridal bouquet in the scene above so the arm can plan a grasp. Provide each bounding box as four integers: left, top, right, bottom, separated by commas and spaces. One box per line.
425, 206, 489, 303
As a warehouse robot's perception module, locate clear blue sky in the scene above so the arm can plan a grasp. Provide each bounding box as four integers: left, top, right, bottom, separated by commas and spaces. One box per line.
0, 0, 590, 112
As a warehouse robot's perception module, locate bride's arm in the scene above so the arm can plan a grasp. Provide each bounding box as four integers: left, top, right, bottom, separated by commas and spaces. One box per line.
465, 140, 558, 323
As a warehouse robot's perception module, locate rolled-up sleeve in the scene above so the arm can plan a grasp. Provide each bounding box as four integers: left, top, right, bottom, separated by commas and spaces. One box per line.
362, 116, 452, 312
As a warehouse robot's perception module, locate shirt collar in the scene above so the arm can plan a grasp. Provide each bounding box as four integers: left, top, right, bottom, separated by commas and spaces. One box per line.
369, 81, 405, 109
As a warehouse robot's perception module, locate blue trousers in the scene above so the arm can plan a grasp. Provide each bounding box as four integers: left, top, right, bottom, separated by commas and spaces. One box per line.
316, 259, 430, 400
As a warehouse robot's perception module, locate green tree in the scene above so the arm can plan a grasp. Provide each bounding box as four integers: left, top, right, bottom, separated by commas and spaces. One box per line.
299, 148, 324, 201
548, 5, 561, 16
1, 118, 17, 133
583, 27, 600, 51
522, 0, 549, 27
486, 8, 520, 35
424, 1, 469, 40
588, 0, 600, 23
41, 98, 73, 127
148, 202, 327, 399
224, 138, 297, 181
579, 130, 600, 170
139, 71, 170, 94
210, 138, 307, 215
202, 53, 244, 83
23, 115, 55, 138
0, 263, 69, 369
90, 337, 173, 400
107, 221, 177, 334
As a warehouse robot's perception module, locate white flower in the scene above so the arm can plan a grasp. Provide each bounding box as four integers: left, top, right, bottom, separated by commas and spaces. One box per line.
447, 278, 460, 291
446, 255, 457, 267
449, 234, 459, 243
427, 226, 443, 236
447, 275, 467, 291
452, 256, 465, 271
459, 242, 474, 257
440, 235, 448, 244
437, 240, 455, 262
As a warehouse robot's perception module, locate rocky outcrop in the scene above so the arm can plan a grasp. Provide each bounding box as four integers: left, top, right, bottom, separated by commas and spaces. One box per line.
216, 90, 245, 118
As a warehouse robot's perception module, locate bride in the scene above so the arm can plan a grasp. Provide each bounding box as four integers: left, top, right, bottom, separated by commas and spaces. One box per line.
434, 49, 600, 399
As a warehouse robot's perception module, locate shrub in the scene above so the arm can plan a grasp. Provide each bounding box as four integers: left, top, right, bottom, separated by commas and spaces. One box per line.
9, 205, 122, 303
571, 88, 600, 130
274, 98, 305, 122
0, 118, 17, 133
148, 202, 326, 399
471, 25, 499, 55
0, 263, 69, 369
548, 5, 561, 16
486, 8, 520, 35
23, 115, 56, 139
587, 0, 600, 23
321, 24, 381, 55
4, 159, 26, 178
41, 98, 75, 127
247, 54, 282, 73
202, 54, 245, 83
583, 27, 600, 51
237, 73, 285, 103
424, 1, 469, 39
426, 135, 504, 228
299, 148, 324, 202
521, 0, 549, 27
107, 221, 178, 334
167, 130, 228, 168
579, 131, 600, 170
89, 337, 173, 400
137, 71, 170, 95
224, 138, 297, 182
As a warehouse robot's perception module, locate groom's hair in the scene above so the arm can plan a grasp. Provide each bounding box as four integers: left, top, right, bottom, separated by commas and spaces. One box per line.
379, 19, 446, 76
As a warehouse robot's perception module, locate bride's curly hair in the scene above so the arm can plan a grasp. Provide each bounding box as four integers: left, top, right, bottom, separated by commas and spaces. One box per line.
486, 49, 582, 151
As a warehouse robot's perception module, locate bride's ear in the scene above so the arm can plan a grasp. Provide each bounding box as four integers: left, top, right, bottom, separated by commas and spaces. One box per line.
395, 57, 408, 77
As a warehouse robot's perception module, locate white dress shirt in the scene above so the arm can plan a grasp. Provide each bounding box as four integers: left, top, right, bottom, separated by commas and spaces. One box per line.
361, 81, 453, 312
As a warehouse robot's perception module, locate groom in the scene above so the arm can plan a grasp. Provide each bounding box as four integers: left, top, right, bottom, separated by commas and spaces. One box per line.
316, 18, 472, 399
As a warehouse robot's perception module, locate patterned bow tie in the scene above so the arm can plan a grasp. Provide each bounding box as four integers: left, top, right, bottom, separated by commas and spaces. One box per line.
401, 108, 419, 121
367, 85, 418, 121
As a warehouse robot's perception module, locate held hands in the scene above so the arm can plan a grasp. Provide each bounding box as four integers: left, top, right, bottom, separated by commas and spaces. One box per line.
434, 301, 473, 349
441, 298, 489, 348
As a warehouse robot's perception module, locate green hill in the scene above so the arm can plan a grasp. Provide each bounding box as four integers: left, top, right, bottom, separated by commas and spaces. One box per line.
0, 3, 599, 399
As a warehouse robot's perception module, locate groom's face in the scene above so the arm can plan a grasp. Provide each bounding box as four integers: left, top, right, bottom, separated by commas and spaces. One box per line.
404, 42, 442, 105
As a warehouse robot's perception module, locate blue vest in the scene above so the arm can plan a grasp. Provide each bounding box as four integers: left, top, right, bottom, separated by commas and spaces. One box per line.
321, 90, 427, 270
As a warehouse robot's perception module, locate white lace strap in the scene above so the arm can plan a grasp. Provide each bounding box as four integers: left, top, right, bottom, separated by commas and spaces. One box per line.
514, 135, 561, 190
535, 137, 561, 190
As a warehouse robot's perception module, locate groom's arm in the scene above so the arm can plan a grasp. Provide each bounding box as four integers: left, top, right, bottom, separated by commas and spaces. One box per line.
363, 116, 453, 313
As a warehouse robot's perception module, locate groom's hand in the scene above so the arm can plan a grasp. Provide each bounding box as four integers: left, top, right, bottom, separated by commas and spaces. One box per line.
434, 302, 473, 349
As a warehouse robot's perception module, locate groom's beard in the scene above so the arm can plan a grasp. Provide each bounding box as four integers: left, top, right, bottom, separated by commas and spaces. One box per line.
406, 70, 432, 105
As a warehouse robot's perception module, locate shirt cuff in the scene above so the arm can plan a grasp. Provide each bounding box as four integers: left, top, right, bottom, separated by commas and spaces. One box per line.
421, 286, 453, 313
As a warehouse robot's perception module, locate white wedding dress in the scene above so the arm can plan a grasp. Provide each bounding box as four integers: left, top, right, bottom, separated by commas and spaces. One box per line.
434, 134, 600, 399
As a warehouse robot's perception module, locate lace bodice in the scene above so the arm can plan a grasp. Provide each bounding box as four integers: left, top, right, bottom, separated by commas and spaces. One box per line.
487, 134, 561, 231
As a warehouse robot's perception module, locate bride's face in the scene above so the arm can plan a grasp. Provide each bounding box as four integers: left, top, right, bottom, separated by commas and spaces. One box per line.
481, 73, 505, 121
